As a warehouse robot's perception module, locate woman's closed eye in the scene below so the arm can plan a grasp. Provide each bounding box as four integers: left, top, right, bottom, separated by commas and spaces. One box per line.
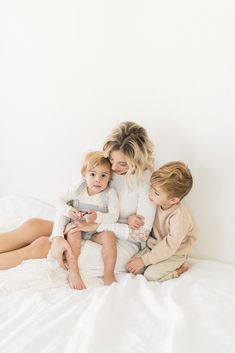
109, 158, 127, 167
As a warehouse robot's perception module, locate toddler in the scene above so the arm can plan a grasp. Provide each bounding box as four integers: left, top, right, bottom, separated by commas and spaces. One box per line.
50, 151, 119, 289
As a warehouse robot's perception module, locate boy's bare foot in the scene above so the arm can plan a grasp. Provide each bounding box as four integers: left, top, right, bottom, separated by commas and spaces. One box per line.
176, 262, 190, 277
68, 271, 86, 290
104, 273, 117, 285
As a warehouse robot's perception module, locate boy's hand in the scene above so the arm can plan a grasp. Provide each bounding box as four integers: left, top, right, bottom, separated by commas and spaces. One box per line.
127, 257, 145, 274
127, 215, 145, 229
68, 207, 83, 220
84, 210, 97, 223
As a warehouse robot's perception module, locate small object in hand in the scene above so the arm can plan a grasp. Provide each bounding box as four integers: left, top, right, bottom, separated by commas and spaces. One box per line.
81, 211, 89, 217
73, 211, 88, 220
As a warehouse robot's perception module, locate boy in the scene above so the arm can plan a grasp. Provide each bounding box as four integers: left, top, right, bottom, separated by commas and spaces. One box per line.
127, 161, 197, 282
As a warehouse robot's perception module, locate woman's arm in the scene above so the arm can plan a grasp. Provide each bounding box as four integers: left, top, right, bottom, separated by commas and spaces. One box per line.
49, 212, 69, 241
49, 184, 80, 241
55, 184, 79, 216
134, 174, 156, 233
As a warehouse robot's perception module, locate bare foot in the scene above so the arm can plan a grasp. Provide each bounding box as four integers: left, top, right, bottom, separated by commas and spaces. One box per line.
68, 271, 86, 290
104, 273, 117, 285
176, 262, 190, 277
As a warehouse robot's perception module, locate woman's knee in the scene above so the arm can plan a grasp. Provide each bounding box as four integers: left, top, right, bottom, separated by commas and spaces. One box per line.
23, 218, 42, 229
23, 218, 52, 234
29, 236, 50, 258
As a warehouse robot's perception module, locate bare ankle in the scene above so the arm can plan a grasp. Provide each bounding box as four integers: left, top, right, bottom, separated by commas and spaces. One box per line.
68, 270, 86, 290
176, 262, 190, 276
104, 271, 117, 285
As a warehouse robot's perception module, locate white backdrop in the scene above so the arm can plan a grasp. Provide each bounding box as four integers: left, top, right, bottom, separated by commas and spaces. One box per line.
0, 1, 234, 264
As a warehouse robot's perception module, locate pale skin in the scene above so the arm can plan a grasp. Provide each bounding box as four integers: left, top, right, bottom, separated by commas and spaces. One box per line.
127, 183, 190, 276
0, 218, 54, 269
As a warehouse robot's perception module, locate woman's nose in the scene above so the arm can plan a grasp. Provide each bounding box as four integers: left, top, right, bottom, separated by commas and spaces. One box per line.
111, 163, 118, 171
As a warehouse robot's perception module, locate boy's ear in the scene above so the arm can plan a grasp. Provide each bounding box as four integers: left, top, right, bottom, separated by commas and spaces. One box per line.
169, 197, 180, 205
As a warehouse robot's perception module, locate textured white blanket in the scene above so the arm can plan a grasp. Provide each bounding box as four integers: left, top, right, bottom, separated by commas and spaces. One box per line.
0, 196, 235, 353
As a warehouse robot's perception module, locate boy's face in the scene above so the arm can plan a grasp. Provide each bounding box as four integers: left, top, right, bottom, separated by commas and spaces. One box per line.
149, 184, 179, 210
85, 164, 111, 195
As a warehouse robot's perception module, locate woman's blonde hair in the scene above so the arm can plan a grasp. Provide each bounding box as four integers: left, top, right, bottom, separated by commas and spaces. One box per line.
150, 161, 193, 200
81, 151, 112, 180
103, 121, 155, 185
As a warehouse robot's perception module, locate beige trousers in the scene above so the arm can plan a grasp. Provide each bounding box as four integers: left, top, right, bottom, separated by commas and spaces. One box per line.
137, 248, 187, 282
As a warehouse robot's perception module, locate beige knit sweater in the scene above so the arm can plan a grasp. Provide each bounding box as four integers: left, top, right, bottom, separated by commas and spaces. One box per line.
142, 202, 197, 266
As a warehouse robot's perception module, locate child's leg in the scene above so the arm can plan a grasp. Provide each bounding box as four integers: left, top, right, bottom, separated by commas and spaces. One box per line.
0, 218, 53, 253
0, 236, 51, 269
144, 255, 187, 282
66, 230, 86, 290
90, 231, 117, 285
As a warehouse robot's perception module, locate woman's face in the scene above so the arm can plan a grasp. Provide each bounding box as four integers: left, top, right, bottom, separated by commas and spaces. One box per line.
109, 150, 129, 175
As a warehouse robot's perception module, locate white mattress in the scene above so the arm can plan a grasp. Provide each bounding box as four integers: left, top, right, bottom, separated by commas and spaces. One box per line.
0, 195, 234, 353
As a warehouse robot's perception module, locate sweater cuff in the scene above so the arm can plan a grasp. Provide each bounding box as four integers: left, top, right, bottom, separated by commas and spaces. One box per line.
49, 233, 64, 242
141, 253, 152, 266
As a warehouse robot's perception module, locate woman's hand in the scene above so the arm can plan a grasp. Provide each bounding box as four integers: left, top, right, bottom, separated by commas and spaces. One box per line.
64, 221, 98, 234
127, 257, 145, 274
127, 215, 145, 229
84, 210, 97, 223
50, 237, 74, 270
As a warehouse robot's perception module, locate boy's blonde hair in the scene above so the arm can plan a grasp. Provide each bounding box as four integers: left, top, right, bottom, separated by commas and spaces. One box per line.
151, 161, 193, 200
103, 121, 155, 184
81, 151, 112, 179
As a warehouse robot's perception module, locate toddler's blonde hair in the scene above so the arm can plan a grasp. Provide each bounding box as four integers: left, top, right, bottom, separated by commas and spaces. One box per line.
151, 161, 193, 200
81, 151, 112, 179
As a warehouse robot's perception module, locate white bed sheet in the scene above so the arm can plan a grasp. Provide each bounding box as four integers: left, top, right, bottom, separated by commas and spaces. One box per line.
0, 196, 235, 353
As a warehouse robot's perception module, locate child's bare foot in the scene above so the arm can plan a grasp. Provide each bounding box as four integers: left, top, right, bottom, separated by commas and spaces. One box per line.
104, 273, 117, 285
176, 262, 190, 277
68, 271, 86, 290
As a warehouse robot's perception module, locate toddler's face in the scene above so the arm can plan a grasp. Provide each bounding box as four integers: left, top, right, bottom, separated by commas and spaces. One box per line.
85, 164, 111, 195
149, 184, 172, 209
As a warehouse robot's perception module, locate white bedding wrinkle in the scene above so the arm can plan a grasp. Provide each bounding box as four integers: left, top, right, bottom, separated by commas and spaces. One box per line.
0, 260, 235, 353
0, 195, 235, 353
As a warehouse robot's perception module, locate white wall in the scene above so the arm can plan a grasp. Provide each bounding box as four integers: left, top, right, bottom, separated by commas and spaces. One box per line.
0, 1, 234, 264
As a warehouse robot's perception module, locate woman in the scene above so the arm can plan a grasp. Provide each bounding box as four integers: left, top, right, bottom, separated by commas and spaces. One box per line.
0, 121, 156, 272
